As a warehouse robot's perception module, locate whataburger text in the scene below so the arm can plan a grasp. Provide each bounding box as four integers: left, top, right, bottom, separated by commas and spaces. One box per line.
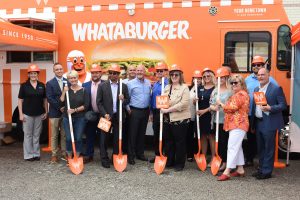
72, 20, 190, 41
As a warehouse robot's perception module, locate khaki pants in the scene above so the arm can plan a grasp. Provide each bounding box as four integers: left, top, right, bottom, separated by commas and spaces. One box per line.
23, 114, 43, 159
50, 117, 66, 157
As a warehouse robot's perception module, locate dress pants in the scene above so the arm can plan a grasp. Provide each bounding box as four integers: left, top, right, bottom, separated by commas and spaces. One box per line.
244, 116, 257, 162
152, 109, 160, 156
85, 114, 100, 157
215, 123, 229, 163
50, 117, 66, 157
128, 108, 150, 159
256, 121, 276, 175
186, 120, 196, 159
165, 121, 188, 168
100, 114, 125, 162
23, 114, 43, 159
226, 129, 246, 169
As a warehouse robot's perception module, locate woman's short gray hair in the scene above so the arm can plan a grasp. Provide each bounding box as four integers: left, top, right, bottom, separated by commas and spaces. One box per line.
67, 70, 78, 79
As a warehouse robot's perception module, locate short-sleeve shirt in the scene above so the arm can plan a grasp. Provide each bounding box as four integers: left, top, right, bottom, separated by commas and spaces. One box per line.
18, 80, 46, 116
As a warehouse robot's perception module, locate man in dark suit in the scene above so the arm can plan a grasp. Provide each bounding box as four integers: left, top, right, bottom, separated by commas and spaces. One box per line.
46, 63, 67, 163
82, 64, 103, 163
96, 64, 130, 168
251, 68, 287, 179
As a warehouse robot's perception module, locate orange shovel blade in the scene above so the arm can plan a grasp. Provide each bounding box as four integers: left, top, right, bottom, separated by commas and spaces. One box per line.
154, 155, 167, 175
194, 153, 207, 172
68, 156, 84, 175
113, 154, 127, 172
211, 156, 222, 176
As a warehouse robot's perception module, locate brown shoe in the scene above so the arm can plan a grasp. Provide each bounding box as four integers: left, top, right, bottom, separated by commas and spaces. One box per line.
50, 156, 58, 163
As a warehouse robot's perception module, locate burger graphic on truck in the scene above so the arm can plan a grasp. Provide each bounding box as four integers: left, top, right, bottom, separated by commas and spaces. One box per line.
91, 39, 167, 81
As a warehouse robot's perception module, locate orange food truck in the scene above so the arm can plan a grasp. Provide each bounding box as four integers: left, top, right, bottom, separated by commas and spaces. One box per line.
0, 0, 292, 149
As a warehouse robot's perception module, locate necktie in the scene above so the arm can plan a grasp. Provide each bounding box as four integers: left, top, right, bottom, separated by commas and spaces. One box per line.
58, 79, 63, 91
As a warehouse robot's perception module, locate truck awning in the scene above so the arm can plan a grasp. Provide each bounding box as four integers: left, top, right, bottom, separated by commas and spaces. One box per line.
0, 19, 58, 51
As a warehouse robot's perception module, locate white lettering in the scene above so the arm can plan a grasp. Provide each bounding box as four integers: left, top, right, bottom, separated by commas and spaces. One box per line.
72, 20, 191, 41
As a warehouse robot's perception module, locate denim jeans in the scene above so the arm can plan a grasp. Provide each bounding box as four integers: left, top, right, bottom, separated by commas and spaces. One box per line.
63, 116, 86, 156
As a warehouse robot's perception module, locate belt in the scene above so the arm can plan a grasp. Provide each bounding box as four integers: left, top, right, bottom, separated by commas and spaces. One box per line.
130, 106, 149, 111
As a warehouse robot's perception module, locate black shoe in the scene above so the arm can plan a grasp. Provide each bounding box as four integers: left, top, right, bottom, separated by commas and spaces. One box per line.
128, 158, 135, 165
25, 158, 34, 161
187, 157, 193, 162
136, 155, 148, 161
102, 161, 110, 168
256, 173, 272, 180
34, 157, 40, 161
174, 166, 184, 171
166, 162, 174, 168
149, 157, 155, 163
252, 171, 262, 178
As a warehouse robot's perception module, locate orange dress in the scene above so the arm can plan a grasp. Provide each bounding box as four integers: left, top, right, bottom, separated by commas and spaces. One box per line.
223, 90, 250, 132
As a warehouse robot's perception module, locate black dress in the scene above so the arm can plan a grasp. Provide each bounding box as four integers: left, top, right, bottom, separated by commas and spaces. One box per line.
197, 86, 214, 135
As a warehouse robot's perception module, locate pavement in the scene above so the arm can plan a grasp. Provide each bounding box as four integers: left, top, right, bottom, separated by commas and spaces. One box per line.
0, 142, 300, 200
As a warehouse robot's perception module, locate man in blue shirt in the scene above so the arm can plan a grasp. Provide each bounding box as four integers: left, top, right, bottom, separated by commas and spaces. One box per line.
127, 64, 151, 165
244, 55, 278, 167
149, 62, 169, 163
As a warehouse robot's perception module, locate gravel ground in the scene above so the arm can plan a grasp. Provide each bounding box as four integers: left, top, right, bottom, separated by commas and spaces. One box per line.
0, 143, 299, 200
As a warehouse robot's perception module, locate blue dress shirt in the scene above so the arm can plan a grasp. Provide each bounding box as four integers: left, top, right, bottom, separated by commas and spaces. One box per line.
127, 77, 151, 109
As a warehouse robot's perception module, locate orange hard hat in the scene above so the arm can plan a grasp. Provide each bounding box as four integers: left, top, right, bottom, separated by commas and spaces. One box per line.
192, 70, 202, 78
169, 64, 182, 72
90, 64, 102, 72
252, 56, 265, 64
27, 64, 40, 73
216, 67, 231, 78
202, 67, 214, 75
108, 63, 121, 73
155, 62, 168, 70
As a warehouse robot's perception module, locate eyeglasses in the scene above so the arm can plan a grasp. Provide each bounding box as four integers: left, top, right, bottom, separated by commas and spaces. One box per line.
252, 64, 264, 68
230, 81, 240, 85
170, 73, 180, 77
109, 71, 119, 75
203, 75, 211, 79
156, 70, 164, 73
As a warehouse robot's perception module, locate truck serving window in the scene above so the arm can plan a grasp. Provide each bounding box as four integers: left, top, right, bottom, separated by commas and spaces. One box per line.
6, 20, 54, 63
224, 32, 271, 73
277, 25, 291, 71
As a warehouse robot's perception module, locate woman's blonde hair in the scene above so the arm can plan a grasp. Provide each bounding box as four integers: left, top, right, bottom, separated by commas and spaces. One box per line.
229, 74, 248, 92
67, 70, 78, 79
202, 71, 216, 86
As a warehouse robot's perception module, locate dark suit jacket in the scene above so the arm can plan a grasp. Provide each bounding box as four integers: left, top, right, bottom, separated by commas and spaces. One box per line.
46, 77, 67, 118
82, 80, 103, 112
96, 80, 130, 121
251, 82, 287, 131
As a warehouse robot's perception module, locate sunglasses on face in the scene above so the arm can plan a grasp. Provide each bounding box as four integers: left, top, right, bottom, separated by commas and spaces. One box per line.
156, 70, 164, 73
203, 75, 211, 78
109, 71, 119, 75
252, 64, 264, 68
170, 73, 180, 77
230, 81, 240, 86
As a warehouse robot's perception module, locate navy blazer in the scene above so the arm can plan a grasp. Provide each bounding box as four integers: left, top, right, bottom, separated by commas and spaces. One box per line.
96, 80, 130, 121
46, 77, 67, 118
251, 82, 287, 131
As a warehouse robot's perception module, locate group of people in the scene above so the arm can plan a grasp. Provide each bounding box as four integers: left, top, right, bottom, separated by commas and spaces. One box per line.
18, 55, 287, 181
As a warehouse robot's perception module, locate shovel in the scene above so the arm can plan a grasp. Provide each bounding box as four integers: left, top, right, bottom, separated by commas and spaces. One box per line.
66, 89, 84, 175
113, 79, 127, 172
211, 76, 222, 176
154, 77, 167, 175
194, 79, 207, 171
